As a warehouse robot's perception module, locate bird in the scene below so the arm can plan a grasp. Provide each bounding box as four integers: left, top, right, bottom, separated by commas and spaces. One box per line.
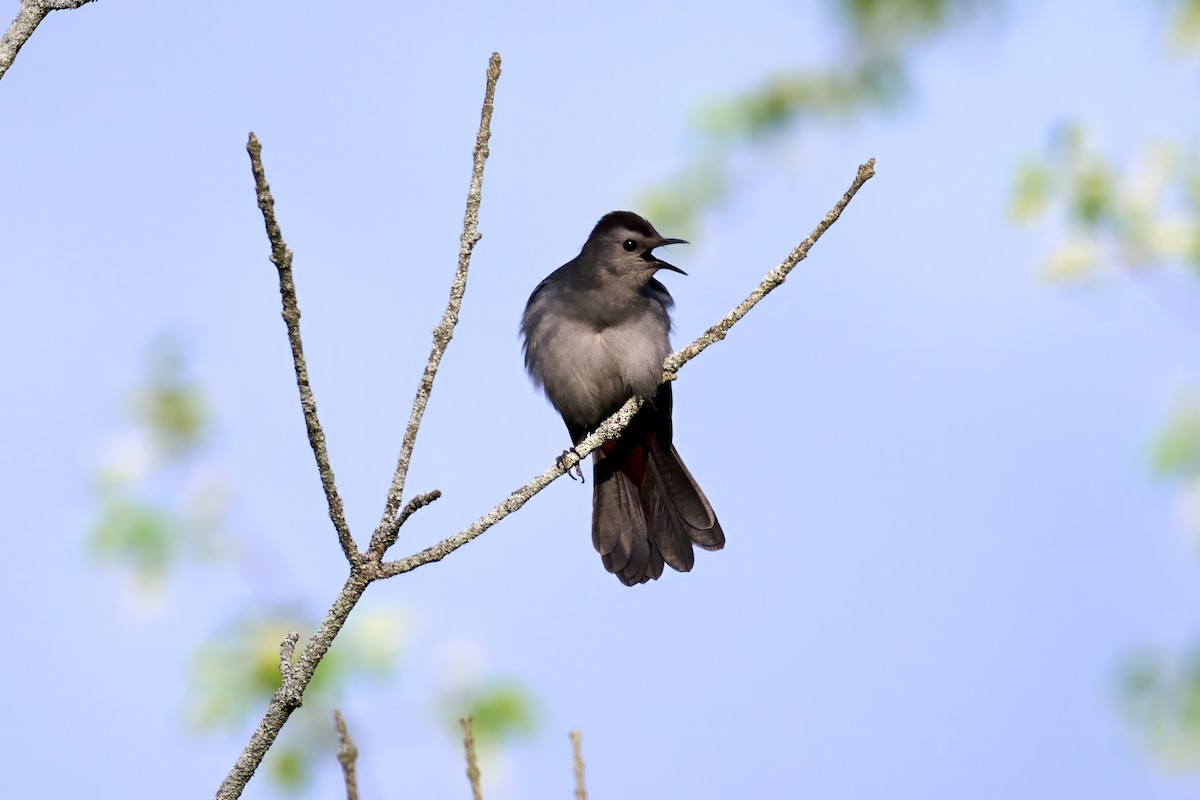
520, 210, 725, 585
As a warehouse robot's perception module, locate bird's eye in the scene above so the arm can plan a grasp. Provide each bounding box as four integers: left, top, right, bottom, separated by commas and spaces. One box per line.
622, 239, 637, 252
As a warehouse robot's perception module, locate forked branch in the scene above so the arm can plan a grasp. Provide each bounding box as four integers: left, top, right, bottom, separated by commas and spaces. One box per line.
215, 53, 503, 800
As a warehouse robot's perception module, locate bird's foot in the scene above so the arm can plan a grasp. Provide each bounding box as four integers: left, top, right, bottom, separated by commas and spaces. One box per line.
557, 449, 585, 483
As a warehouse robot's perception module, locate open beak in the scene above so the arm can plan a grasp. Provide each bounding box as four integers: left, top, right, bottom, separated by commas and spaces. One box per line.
650, 237, 689, 275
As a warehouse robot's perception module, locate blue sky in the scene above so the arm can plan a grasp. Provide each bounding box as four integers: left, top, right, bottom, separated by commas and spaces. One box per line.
3, 1, 1200, 798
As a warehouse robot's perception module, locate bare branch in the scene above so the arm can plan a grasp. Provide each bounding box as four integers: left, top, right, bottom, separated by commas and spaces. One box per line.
570, 730, 587, 800
215, 571, 372, 800
246, 132, 359, 566
1, 0, 97, 83
461, 716, 483, 800
379, 158, 876, 579
368, 52, 502, 558
333, 710, 360, 800
664, 158, 877, 372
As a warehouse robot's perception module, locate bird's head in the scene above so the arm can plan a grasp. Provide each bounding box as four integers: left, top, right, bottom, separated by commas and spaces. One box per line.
582, 211, 688, 282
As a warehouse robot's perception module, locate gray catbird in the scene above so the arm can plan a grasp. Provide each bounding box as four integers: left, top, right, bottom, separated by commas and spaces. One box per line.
521, 211, 725, 585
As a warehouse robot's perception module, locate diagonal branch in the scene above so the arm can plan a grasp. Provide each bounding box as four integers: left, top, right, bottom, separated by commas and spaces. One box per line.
247, 133, 359, 565
664, 158, 877, 372
368, 52, 502, 558
1, 0, 97, 83
216, 571, 372, 799
378, 158, 876, 579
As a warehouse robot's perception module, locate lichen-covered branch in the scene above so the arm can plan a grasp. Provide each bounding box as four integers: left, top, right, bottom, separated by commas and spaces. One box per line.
246, 133, 359, 566
378, 158, 876, 579
368, 53, 502, 558
664, 158, 876, 372
215, 571, 372, 800
0, 0, 97, 83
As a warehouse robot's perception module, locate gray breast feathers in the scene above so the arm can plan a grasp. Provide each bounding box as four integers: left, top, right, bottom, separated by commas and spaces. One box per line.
522, 286, 672, 430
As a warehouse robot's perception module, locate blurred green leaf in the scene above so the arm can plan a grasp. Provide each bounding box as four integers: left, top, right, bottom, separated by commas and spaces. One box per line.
1009, 159, 1051, 222
1013, 124, 1200, 282
639, 0, 994, 235
439, 678, 538, 749
131, 336, 209, 455
87, 495, 177, 583
1073, 161, 1114, 226
464, 681, 537, 744
1152, 397, 1200, 478
1165, 0, 1200, 52
1037, 238, 1097, 283
833, 0, 998, 43
694, 58, 906, 143
1120, 647, 1200, 767
87, 337, 230, 592
638, 156, 728, 238
268, 747, 309, 790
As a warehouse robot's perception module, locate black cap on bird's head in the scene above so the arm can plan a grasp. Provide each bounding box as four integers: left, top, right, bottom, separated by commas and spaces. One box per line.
584, 210, 688, 275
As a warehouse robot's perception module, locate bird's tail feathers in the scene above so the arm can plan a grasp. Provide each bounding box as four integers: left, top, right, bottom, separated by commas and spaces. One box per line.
592, 459, 662, 585
591, 441, 723, 586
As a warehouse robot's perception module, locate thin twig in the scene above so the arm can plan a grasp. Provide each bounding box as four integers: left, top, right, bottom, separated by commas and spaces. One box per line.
378, 158, 876, 578
333, 710, 360, 800
0, 0, 97, 83
664, 158, 877, 372
368, 52, 502, 558
375, 489, 442, 555
461, 716, 483, 800
570, 730, 587, 800
246, 132, 359, 566
278, 632, 299, 685
398, 489, 442, 526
